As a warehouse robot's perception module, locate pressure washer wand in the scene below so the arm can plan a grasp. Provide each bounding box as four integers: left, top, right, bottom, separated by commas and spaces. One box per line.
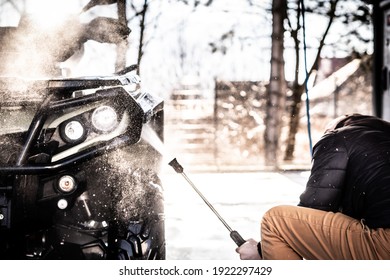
168, 158, 246, 247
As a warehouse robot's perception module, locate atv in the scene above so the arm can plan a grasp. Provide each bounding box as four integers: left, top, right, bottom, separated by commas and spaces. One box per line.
0, 72, 166, 259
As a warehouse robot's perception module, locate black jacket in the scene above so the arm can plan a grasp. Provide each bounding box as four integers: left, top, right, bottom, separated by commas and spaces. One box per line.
299, 115, 390, 228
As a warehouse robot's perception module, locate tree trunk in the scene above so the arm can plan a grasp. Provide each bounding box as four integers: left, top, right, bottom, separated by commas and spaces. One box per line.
264, 0, 287, 169
284, 83, 304, 161
115, 0, 128, 73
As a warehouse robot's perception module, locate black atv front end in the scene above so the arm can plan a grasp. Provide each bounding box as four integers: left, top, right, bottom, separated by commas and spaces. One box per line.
0, 74, 165, 259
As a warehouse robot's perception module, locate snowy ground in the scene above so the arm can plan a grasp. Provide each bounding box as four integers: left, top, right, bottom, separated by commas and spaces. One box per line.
161, 169, 310, 260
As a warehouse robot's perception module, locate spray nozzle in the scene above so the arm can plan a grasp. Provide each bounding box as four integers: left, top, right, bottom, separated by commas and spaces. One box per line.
168, 158, 184, 173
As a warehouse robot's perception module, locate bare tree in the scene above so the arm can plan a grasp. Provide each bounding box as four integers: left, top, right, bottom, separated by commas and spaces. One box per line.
282, 0, 372, 161
128, 0, 150, 75
283, 0, 339, 161
264, 0, 287, 168
176, 0, 214, 8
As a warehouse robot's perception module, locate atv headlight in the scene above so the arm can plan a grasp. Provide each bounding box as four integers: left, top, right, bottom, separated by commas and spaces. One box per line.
60, 119, 86, 143
58, 175, 76, 193
91, 105, 118, 133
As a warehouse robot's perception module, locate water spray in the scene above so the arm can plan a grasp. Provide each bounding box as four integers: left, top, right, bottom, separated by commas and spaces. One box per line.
168, 158, 246, 247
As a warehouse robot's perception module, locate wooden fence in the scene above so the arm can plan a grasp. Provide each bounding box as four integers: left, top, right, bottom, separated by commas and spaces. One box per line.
164, 70, 372, 172
164, 81, 269, 172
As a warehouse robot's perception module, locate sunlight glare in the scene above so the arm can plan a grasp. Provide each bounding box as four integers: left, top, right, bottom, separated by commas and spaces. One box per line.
24, 0, 81, 29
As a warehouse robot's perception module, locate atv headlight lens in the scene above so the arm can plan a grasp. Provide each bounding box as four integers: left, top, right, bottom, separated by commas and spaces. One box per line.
58, 175, 76, 193
62, 120, 85, 142
91, 106, 118, 133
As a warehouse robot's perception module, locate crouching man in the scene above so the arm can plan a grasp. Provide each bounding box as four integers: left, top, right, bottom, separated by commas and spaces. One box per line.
237, 114, 390, 260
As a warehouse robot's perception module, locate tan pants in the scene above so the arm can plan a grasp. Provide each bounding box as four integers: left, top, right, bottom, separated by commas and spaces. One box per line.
260, 205, 390, 260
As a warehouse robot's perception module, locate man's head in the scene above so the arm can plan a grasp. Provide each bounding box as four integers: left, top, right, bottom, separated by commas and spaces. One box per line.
324, 115, 350, 133
324, 114, 390, 134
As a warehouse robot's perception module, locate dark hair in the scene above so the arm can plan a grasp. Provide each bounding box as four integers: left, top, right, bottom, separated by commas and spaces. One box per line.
335, 114, 390, 132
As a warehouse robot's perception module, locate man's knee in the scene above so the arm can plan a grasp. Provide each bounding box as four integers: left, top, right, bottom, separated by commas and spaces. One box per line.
261, 205, 308, 235
263, 205, 295, 221
260, 205, 304, 260
261, 205, 293, 232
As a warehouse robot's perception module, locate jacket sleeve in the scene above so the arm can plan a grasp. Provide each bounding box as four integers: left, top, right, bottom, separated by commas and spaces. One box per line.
298, 132, 348, 212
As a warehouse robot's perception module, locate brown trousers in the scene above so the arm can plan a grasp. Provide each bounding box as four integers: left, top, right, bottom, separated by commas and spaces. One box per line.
260, 205, 390, 260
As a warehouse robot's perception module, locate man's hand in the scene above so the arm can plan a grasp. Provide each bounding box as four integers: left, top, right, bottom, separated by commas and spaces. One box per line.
235, 238, 262, 260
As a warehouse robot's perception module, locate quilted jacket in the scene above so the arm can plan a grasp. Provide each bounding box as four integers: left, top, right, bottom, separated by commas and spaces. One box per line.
298, 115, 390, 228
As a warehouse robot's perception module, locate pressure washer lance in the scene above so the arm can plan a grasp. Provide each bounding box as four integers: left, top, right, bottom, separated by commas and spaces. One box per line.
168, 158, 246, 247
